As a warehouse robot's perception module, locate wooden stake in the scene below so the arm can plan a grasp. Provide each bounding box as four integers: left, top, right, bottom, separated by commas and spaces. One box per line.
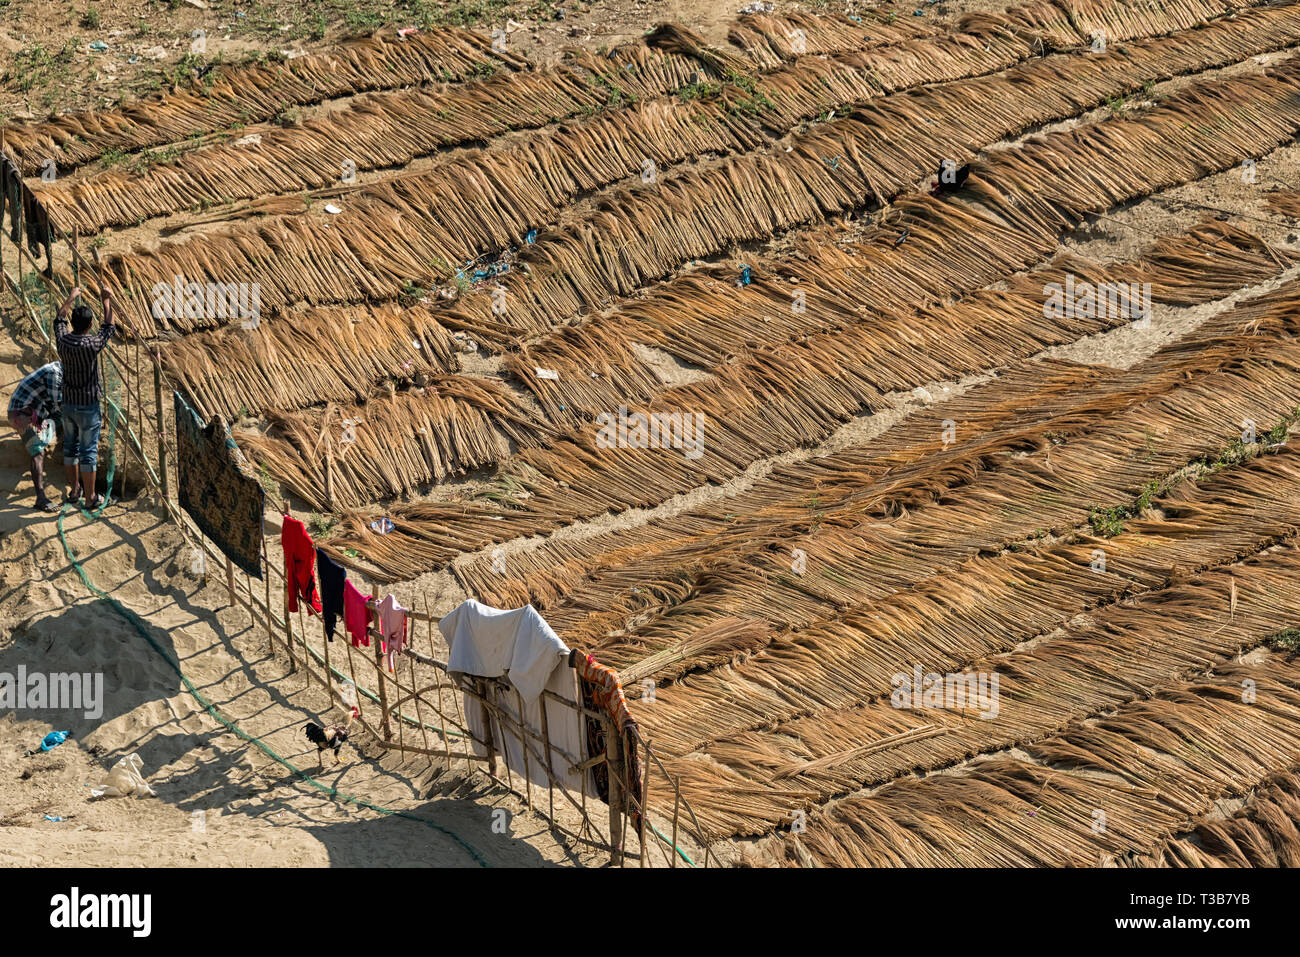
640, 735, 650, 868
515, 688, 533, 812
671, 775, 681, 869
261, 534, 274, 656
410, 595, 431, 767
283, 576, 297, 675
478, 679, 497, 781
537, 683, 555, 823
152, 351, 169, 505
604, 714, 623, 867
372, 585, 391, 740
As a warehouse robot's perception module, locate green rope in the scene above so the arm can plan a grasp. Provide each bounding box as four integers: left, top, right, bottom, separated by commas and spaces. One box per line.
52, 383, 492, 867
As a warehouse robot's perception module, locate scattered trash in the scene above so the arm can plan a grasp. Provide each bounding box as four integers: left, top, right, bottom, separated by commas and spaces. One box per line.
893, 229, 909, 248
44, 815, 65, 823
89, 40, 109, 52
23, 419, 56, 457
323, 203, 343, 214
182, 0, 208, 9
534, 367, 560, 380
24, 730, 71, 756
740, 1, 775, 12
471, 261, 508, 282
913, 8, 926, 15
370, 518, 395, 535
91, 754, 155, 799
525, 228, 537, 244
397, 26, 420, 38
339, 680, 358, 716
141, 45, 169, 61
127, 56, 139, 64
233, 133, 262, 147
737, 265, 752, 286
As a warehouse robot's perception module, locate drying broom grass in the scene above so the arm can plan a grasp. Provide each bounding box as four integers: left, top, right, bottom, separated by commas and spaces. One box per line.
3, 28, 526, 176
162, 303, 458, 420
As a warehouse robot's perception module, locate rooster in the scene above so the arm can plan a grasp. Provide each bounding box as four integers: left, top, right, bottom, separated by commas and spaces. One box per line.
303, 722, 350, 768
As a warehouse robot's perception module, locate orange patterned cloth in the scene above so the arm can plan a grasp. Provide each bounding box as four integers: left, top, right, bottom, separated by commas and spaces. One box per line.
573, 651, 635, 730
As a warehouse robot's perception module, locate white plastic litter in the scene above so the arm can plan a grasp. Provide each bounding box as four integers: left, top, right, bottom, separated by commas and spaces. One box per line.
534, 367, 559, 380
324, 203, 343, 214
91, 754, 155, 799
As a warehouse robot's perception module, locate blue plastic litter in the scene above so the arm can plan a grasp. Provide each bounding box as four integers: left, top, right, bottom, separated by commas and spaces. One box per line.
41, 731, 71, 752
525, 229, 537, 244
739, 265, 752, 285
89, 40, 109, 52
44, 815, 65, 822
370, 518, 395, 535
913, 9, 925, 15
471, 261, 509, 282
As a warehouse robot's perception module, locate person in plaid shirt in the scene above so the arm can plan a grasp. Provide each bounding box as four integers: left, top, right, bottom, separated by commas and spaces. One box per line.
6, 360, 63, 512
55, 284, 115, 510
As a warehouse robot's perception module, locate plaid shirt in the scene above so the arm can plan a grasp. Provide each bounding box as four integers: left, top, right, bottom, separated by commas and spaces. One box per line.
8, 361, 63, 420
55, 314, 113, 406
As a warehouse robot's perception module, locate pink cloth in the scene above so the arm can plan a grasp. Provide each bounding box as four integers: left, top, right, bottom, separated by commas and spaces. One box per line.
344, 580, 370, 648
376, 594, 409, 672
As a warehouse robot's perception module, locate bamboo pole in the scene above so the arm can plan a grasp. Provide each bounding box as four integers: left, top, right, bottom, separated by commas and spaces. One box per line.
430, 656, 454, 774
152, 349, 170, 505
297, 604, 308, 692
372, 584, 391, 740
478, 679, 497, 781
515, 688, 533, 813
537, 684, 555, 823
671, 775, 681, 869
640, 735, 650, 868
342, 627, 363, 719
261, 534, 274, 655
283, 573, 297, 675
410, 596, 431, 767
604, 714, 623, 867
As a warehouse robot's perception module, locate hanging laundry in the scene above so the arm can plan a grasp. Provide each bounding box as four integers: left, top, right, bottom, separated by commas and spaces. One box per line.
376, 594, 408, 672
438, 599, 588, 796
343, 579, 370, 648
572, 649, 642, 818
316, 547, 346, 642
281, 515, 322, 615
439, 598, 567, 702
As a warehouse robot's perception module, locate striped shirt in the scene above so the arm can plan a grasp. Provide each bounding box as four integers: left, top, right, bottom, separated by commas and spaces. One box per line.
8, 361, 63, 420
54, 314, 113, 406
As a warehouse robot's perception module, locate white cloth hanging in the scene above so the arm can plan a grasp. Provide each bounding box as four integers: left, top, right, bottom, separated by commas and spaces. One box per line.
439, 599, 591, 795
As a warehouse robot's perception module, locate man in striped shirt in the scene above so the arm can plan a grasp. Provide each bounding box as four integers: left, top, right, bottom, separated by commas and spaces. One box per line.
55, 285, 114, 509
6, 361, 62, 512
